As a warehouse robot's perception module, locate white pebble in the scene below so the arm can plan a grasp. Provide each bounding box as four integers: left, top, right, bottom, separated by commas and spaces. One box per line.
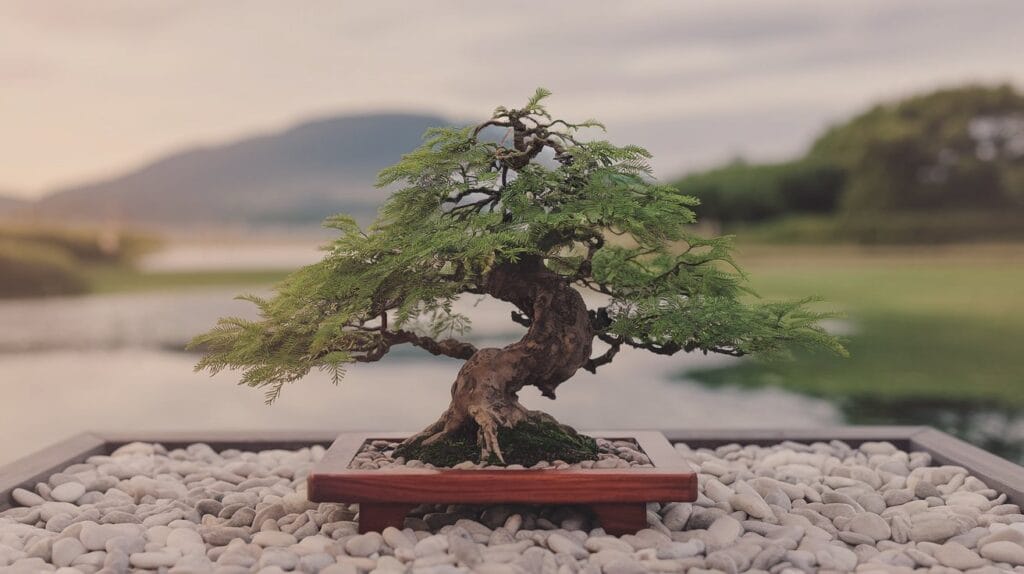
130, 550, 180, 568
980, 540, 1024, 565
11, 488, 45, 507
51, 538, 85, 567
50, 482, 85, 503
252, 531, 298, 547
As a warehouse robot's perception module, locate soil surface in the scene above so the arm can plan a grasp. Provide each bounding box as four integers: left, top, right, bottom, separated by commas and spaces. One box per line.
349, 437, 651, 470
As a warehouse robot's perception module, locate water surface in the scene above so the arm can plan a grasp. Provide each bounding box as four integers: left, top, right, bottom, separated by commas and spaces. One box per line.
0, 285, 839, 465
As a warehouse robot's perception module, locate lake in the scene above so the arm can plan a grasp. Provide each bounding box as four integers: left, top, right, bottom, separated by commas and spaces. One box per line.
0, 273, 839, 465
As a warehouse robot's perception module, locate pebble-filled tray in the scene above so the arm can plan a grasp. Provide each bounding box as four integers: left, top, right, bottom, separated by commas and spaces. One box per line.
2, 427, 1023, 572
307, 431, 697, 534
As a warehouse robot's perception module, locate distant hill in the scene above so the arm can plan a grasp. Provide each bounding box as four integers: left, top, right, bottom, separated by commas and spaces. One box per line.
0, 194, 25, 213
28, 113, 451, 227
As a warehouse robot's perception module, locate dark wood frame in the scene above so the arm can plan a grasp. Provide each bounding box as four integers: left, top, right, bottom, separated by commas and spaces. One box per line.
4, 426, 1023, 516
306, 431, 696, 534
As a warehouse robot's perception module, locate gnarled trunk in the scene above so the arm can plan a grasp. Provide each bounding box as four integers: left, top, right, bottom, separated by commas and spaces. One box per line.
401, 256, 593, 463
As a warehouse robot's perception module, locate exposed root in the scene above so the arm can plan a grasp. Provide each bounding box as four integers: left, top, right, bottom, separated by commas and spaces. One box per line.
394, 409, 597, 467
469, 403, 528, 464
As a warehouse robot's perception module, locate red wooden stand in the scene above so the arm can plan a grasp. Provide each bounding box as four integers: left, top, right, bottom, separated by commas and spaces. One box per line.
307, 430, 696, 535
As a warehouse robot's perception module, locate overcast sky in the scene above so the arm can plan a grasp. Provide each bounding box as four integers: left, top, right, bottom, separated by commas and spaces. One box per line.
2, 1, 1022, 198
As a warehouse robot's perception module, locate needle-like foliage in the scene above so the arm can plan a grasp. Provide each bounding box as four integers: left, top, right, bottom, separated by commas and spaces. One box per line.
191, 89, 846, 403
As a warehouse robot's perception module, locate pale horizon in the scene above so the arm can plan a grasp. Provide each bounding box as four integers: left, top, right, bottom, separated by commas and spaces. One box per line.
2, 0, 1023, 198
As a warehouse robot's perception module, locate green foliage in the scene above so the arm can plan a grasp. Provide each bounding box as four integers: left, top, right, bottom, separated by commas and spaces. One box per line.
392, 431, 482, 467
193, 90, 844, 402
811, 84, 1024, 213
0, 239, 89, 298
674, 159, 845, 223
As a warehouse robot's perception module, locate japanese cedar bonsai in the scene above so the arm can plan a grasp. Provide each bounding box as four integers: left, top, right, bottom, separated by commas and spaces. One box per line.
191, 90, 844, 465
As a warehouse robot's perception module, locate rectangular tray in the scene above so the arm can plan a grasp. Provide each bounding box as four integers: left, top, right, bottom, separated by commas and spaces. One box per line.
5, 427, 1023, 515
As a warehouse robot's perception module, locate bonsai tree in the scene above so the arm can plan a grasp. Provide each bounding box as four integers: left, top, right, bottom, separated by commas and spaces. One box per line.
191, 90, 844, 465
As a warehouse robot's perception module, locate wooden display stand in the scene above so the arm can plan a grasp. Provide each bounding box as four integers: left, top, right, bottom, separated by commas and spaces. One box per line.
307, 430, 696, 535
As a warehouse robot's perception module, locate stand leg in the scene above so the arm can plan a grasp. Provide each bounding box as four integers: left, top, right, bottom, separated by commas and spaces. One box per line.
591, 503, 648, 536
358, 502, 415, 533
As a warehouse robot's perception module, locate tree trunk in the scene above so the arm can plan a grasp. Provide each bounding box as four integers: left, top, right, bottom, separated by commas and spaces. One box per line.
401, 256, 593, 463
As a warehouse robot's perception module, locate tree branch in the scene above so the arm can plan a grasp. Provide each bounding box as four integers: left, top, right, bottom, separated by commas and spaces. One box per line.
584, 309, 747, 363
616, 336, 744, 358
384, 330, 478, 360
472, 119, 511, 138
583, 339, 621, 373
442, 187, 497, 205
571, 235, 604, 281
578, 278, 613, 296
447, 196, 494, 218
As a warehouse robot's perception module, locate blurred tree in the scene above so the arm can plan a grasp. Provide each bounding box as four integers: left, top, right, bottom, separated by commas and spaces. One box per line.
674, 158, 845, 223
811, 84, 1024, 212
0, 240, 88, 298
0, 226, 160, 298
191, 90, 844, 464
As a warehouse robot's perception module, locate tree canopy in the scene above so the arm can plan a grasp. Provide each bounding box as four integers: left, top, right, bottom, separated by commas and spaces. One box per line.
191, 89, 844, 403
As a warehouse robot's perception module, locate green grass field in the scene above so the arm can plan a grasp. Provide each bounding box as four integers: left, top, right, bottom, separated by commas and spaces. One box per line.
688, 243, 1024, 403
684, 243, 1024, 456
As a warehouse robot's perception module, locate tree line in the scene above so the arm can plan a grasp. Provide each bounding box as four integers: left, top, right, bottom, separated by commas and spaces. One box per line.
674, 84, 1024, 243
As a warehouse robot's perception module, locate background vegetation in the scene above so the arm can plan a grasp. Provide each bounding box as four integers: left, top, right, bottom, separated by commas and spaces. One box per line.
674, 84, 1024, 243
0, 226, 161, 298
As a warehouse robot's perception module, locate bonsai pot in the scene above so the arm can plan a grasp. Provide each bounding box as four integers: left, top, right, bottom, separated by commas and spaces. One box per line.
307, 430, 697, 534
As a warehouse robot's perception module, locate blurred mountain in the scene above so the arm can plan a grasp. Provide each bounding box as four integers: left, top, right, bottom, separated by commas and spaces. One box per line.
28, 113, 450, 227
0, 194, 25, 213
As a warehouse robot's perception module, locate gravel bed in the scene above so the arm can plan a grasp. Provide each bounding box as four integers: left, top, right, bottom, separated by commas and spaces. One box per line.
1, 439, 1023, 573
349, 438, 652, 470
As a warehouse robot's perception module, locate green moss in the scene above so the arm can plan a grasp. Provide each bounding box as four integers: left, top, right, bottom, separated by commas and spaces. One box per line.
393, 430, 482, 468
393, 417, 598, 467
495, 419, 598, 467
